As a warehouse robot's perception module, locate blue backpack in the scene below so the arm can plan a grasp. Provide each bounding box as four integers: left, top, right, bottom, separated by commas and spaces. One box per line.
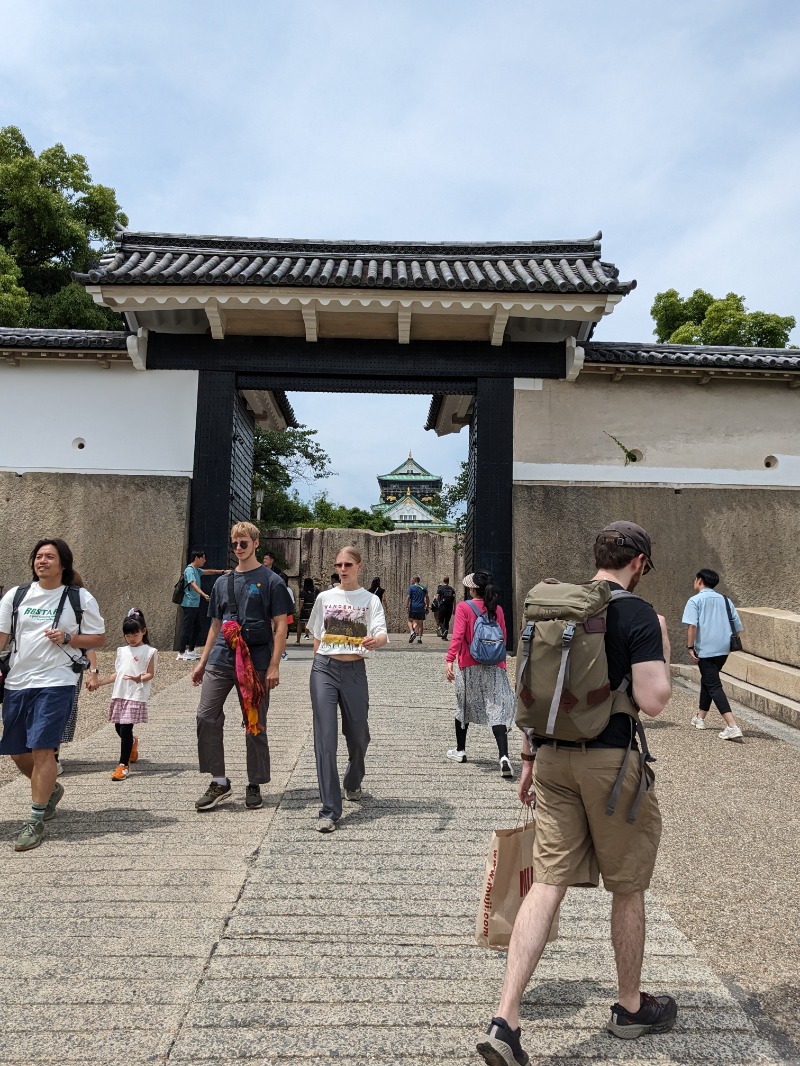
467, 600, 506, 664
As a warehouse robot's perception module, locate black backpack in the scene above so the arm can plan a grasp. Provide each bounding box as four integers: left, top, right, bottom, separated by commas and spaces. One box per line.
172, 572, 188, 605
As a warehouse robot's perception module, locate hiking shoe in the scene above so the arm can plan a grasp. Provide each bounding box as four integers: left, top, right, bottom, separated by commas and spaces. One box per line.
43, 782, 65, 821
245, 784, 263, 809
500, 756, 514, 779
14, 821, 45, 852
607, 992, 678, 1039
111, 764, 129, 781
417, 638, 422, 644
195, 778, 232, 811
130, 737, 139, 764
446, 749, 467, 762
691, 715, 706, 729
408, 633, 416, 643
316, 817, 337, 833
477, 1016, 530, 1066
719, 725, 743, 741
345, 787, 362, 801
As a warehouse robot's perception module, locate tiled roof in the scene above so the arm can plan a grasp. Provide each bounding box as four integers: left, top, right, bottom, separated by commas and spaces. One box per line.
584, 342, 800, 370
73, 228, 635, 296
0, 328, 128, 350
271, 391, 297, 429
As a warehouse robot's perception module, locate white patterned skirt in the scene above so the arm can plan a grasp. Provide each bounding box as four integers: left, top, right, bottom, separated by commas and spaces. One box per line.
454, 664, 515, 728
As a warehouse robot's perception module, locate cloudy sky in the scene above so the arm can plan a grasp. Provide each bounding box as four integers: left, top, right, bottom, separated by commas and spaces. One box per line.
3, 1, 798, 507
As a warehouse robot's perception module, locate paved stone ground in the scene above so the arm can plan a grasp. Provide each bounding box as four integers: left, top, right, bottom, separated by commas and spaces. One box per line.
0, 640, 791, 1065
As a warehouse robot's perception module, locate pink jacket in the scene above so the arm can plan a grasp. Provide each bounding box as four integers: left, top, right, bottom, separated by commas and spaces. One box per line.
445, 598, 508, 670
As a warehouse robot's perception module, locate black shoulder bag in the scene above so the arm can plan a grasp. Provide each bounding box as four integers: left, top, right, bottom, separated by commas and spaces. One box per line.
725, 597, 743, 652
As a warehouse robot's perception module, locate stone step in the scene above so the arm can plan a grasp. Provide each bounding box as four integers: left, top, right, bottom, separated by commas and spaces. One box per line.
724, 651, 800, 703
738, 607, 800, 668
672, 663, 800, 729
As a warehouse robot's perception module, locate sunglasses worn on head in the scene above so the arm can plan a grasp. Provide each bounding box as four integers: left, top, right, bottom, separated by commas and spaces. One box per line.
231, 540, 250, 549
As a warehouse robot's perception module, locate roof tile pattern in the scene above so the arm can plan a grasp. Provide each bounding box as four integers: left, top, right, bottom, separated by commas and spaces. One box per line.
585, 341, 800, 370
73, 229, 635, 296
0, 328, 128, 350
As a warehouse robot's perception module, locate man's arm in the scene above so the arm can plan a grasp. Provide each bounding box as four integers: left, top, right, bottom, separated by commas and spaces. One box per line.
686, 623, 698, 662
0, 631, 8, 652
631, 614, 671, 718
191, 618, 221, 685
266, 615, 288, 689
189, 580, 210, 602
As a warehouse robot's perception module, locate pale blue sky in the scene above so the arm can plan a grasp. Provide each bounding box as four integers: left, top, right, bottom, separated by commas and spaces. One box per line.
3, 1, 799, 507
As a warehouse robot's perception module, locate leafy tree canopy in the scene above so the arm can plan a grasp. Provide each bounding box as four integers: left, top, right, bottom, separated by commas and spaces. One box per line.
0, 126, 128, 328
651, 288, 795, 348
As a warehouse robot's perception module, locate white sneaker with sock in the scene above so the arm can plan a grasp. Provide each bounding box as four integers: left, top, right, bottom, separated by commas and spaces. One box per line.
719, 725, 743, 740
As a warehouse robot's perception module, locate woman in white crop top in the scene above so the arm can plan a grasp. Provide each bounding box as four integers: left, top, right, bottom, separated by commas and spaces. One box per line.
307, 546, 388, 832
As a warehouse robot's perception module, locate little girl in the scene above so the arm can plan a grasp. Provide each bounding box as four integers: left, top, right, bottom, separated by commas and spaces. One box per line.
90, 609, 157, 780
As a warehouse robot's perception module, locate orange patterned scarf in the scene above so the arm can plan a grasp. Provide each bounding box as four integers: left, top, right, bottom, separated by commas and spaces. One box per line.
221, 620, 264, 735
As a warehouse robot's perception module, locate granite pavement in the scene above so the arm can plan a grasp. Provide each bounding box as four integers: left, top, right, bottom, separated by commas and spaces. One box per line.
0, 638, 794, 1065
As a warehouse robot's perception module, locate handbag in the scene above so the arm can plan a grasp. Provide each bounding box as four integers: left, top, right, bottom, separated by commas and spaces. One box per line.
475, 807, 560, 951
725, 597, 743, 652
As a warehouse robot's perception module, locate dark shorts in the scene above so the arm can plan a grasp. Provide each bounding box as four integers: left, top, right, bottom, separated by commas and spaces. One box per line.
408, 611, 426, 621
0, 685, 77, 754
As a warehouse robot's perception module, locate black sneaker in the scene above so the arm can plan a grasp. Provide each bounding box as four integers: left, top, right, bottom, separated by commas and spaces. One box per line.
245, 784, 263, 809
408, 633, 416, 643
476, 1017, 530, 1066
195, 778, 232, 811
607, 992, 678, 1039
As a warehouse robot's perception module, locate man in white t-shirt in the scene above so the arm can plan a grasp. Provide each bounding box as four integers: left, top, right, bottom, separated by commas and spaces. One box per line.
0, 538, 105, 852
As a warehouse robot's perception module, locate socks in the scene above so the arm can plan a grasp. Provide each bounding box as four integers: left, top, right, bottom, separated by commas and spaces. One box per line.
212, 776, 228, 786
30, 802, 47, 823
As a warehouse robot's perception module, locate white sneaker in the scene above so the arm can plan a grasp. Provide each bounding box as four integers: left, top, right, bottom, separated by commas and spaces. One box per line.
719, 725, 743, 740
185, 651, 201, 660
500, 756, 514, 779
446, 749, 467, 762
55, 757, 64, 777
691, 715, 706, 729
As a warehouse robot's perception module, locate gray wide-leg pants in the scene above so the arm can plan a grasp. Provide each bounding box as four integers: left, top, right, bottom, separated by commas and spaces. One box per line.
310, 655, 370, 821
196, 663, 271, 785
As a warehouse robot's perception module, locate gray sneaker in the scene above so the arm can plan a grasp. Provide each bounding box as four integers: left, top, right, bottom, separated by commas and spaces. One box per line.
316, 817, 337, 833
345, 788, 362, 802
195, 778, 232, 811
14, 820, 45, 852
44, 782, 65, 821
245, 784, 263, 809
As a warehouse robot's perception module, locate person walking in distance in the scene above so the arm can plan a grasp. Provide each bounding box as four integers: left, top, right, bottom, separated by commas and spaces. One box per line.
444, 572, 515, 778
178, 549, 227, 661
296, 578, 318, 643
307, 546, 388, 833
191, 522, 292, 812
405, 575, 429, 643
87, 608, 156, 780
682, 568, 744, 740
0, 539, 105, 852
436, 576, 456, 640
477, 521, 676, 1066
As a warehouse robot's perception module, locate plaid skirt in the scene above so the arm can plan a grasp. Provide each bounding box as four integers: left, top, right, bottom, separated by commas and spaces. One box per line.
108, 698, 149, 725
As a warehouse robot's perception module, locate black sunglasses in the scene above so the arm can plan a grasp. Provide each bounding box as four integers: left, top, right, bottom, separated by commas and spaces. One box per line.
231, 540, 251, 549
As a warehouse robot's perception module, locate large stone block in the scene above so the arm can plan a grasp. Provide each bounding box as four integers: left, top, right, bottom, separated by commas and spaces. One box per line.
739, 607, 800, 668
722, 650, 800, 702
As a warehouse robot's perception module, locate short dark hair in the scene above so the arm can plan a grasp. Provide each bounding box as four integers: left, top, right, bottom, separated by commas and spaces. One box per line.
593, 533, 638, 571
263, 550, 275, 561
696, 568, 720, 589
29, 538, 75, 585
190, 547, 206, 560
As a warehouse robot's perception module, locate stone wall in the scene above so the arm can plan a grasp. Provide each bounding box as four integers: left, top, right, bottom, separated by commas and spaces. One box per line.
512, 484, 800, 659
0, 472, 190, 649
261, 527, 464, 633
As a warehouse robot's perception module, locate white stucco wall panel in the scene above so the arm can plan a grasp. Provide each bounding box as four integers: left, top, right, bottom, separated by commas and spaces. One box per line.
513, 376, 800, 487
0, 363, 198, 475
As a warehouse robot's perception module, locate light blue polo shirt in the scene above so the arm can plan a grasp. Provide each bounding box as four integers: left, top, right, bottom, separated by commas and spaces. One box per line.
682, 587, 743, 658
181, 565, 203, 608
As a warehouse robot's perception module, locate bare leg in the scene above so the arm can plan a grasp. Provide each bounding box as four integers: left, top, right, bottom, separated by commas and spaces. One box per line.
11, 749, 58, 804
611, 890, 645, 1013
10, 752, 34, 779
496, 882, 566, 1029
721, 711, 738, 728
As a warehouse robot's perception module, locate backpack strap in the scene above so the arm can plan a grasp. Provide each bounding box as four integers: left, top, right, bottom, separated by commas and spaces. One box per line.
7, 583, 33, 651
515, 622, 535, 702
228, 571, 240, 621
66, 587, 84, 631
467, 600, 483, 620
546, 622, 576, 735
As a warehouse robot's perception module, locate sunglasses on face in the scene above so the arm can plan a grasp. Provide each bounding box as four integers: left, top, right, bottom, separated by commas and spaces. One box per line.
335, 561, 355, 569
231, 540, 251, 549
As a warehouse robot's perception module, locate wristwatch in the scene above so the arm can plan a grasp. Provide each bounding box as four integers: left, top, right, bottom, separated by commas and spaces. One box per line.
63, 633, 72, 646
90, 668, 100, 674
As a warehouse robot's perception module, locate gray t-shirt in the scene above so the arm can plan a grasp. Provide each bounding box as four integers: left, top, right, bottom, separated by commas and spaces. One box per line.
207, 565, 293, 672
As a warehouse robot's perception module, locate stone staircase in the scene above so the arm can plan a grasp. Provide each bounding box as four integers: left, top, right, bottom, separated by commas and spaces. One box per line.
673, 607, 800, 729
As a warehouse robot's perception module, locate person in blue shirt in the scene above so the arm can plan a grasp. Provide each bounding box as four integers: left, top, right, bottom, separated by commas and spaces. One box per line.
681, 569, 744, 740
405, 576, 429, 644
178, 549, 227, 662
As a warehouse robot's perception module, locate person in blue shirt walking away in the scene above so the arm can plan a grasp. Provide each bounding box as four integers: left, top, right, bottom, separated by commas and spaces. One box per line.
177, 549, 227, 662
681, 569, 744, 741
405, 576, 429, 643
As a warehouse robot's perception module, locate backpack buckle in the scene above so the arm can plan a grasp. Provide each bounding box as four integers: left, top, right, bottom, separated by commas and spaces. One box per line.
562, 622, 576, 648
521, 622, 535, 644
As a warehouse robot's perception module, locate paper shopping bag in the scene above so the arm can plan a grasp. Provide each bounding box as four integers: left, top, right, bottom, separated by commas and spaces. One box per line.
475, 816, 560, 950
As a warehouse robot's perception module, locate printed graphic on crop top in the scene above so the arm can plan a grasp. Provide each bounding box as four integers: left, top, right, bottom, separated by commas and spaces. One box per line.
320, 603, 369, 651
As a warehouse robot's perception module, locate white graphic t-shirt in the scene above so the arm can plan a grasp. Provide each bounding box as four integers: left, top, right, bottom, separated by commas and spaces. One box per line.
0, 583, 105, 689
111, 645, 158, 703
308, 587, 387, 658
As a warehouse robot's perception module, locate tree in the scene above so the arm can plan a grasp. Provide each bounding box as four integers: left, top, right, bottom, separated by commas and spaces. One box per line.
0, 126, 128, 329
437, 460, 469, 542
651, 287, 795, 348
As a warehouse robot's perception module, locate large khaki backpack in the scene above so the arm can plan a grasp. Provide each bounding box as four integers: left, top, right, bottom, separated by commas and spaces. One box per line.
515, 578, 654, 822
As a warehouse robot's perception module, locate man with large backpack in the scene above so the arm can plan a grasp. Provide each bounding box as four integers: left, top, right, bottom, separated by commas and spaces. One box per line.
478, 522, 675, 1066
0, 538, 105, 852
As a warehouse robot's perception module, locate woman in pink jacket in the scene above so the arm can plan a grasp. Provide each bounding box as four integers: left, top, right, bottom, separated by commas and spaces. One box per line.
444, 571, 515, 778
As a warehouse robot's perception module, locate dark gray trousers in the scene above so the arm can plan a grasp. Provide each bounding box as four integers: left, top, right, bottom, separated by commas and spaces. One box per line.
196, 664, 271, 785
310, 656, 370, 821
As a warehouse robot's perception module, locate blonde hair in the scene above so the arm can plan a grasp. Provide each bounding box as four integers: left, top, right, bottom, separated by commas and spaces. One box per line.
336, 545, 362, 564
231, 521, 260, 542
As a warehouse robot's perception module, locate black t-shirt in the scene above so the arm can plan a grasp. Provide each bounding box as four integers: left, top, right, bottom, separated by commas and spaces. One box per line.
207, 565, 293, 672
437, 584, 455, 606
595, 582, 665, 747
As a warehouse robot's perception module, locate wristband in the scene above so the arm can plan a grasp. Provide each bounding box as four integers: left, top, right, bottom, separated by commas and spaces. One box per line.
91, 669, 100, 674
687, 646, 694, 651
520, 751, 535, 763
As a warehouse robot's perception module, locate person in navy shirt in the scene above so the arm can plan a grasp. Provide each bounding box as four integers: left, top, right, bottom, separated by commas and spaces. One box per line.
405, 576, 429, 644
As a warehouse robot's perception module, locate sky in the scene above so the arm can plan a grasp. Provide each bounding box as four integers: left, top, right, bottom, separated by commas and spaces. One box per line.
3, 0, 799, 508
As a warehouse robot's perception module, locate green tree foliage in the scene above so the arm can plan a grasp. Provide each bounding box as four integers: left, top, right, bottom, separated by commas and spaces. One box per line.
436, 459, 469, 541
651, 288, 795, 347
0, 126, 128, 328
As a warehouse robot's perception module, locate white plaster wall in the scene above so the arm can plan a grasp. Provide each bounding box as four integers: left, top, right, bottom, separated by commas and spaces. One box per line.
0, 362, 198, 475
513, 376, 800, 487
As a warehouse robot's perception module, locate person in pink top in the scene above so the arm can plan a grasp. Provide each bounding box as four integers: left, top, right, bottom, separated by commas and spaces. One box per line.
444, 571, 516, 778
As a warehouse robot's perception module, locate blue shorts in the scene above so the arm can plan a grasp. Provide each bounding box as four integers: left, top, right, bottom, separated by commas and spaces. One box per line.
0, 685, 76, 754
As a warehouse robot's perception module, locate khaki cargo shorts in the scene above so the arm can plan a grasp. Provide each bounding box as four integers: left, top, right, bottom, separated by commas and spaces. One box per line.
532, 744, 662, 894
